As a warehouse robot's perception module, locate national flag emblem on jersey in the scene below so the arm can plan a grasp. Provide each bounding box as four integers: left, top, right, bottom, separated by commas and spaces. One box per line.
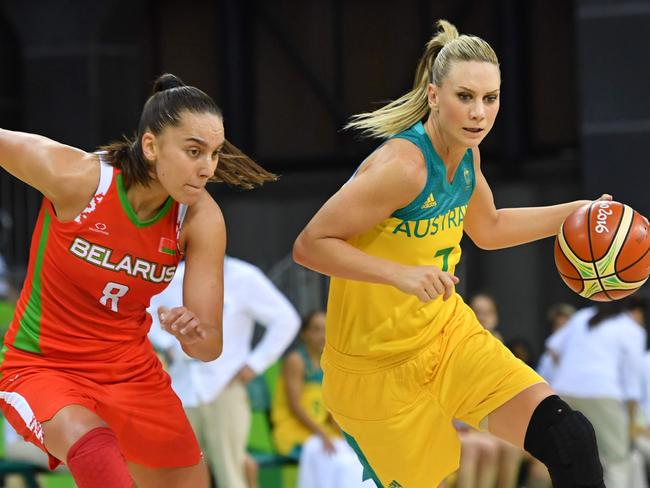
158, 237, 177, 255
421, 193, 437, 209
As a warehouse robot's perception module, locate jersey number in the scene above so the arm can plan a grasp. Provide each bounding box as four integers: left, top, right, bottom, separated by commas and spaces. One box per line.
435, 247, 453, 272
100, 282, 129, 312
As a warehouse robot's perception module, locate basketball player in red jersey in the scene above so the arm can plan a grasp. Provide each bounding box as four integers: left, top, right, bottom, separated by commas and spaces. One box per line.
0, 74, 275, 488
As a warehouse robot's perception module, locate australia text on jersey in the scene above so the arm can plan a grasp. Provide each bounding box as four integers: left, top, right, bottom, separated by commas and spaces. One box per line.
392, 205, 466, 238
69, 237, 176, 283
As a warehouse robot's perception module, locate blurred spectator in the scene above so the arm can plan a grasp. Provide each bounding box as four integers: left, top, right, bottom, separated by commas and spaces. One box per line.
272, 311, 371, 488
505, 337, 536, 367
501, 337, 552, 488
148, 256, 300, 488
504, 335, 552, 488
546, 298, 646, 488
0, 252, 10, 299
547, 303, 577, 333
537, 303, 576, 384
459, 293, 525, 488
3, 418, 69, 488
454, 420, 499, 488
626, 295, 650, 486
469, 293, 503, 341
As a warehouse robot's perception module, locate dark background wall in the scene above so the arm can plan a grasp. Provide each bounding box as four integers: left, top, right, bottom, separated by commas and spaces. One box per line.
0, 0, 648, 357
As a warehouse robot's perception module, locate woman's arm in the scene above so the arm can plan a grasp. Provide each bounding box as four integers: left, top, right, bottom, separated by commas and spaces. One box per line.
294, 139, 458, 302
0, 128, 98, 216
463, 148, 606, 250
158, 192, 225, 362
282, 352, 331, 441
240, 266, 301, 375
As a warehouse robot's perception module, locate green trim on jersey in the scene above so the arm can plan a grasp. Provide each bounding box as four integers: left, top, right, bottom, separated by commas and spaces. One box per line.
343, 431, 384, 487
117, 174, 174, 228
296, 343, 323, 383
13, 211, 52, 354
390, 121, 475, 221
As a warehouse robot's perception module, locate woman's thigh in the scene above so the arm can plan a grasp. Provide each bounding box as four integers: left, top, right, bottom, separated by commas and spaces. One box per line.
487, 382, 555, 448
128, 459, 210, 488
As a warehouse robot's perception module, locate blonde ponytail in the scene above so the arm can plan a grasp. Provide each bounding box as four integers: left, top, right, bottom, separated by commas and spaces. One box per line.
345, 20, 498, 139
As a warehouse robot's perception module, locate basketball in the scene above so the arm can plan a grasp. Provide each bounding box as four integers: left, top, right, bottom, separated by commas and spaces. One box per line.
555, 200, 650, 301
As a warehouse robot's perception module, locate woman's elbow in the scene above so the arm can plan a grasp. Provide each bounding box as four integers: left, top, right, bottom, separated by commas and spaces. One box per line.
467, 231, 497, 251
213, 338, 223, 360
293, 231, 311, 266
200, 337, 222, 362
475, 240, 500, 251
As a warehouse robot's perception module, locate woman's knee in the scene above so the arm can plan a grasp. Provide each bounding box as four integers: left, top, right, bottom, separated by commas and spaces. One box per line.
42, 404, 107, 461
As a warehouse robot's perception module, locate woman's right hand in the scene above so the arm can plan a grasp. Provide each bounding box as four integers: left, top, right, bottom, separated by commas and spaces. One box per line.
318, 431, 337, 455
392, 265, 459, 302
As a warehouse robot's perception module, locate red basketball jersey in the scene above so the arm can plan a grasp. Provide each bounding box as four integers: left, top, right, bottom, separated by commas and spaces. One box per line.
0, 157, 186, 379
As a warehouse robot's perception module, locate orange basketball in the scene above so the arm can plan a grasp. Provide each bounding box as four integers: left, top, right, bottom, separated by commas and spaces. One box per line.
554, 200, 650, 301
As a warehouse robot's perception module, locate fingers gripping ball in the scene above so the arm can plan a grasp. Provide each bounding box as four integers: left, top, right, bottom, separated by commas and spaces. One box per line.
555, 201, 650, 301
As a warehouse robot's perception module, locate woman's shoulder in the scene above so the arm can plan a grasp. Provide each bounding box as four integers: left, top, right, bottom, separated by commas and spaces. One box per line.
50, 151, 102, 220
183, 191, 224, 227
380, 137, 426, 165
178, 190, 225, 254
359, 138, 427, 186
283, 348, 306, 369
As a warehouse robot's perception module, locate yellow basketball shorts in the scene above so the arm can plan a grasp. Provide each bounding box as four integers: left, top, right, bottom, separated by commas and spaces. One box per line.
321, 305, 544, 488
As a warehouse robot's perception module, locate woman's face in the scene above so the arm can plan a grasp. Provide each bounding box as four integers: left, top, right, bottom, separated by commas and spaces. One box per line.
146, 110, 224, 204
301, 312, 327, 353
430, 60, 501, 148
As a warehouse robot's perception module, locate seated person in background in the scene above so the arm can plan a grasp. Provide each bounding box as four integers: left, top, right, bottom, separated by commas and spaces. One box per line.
450, 293, 524, 488
3, 418, 69, 488
272, 311, 371, 488
149, 256, 301, 488
0, 251, 17, 304
0, 265, 14, 334
0, 252, 9, 299
469, 293, 503, 341
537, 303, 576, 382
625, 295, 650, 486
505, 337, 552, 488
547, 302, 577, 332
547, 298, 646, 488
453, 419, 499, 488
505, 337, 536, 368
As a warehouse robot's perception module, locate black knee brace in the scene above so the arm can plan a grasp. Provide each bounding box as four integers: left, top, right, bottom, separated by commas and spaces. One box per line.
524, 395, 604, 488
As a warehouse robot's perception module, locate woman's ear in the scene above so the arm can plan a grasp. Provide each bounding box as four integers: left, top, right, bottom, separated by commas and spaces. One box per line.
427, 83, 439, 112
141, 132, 157, 162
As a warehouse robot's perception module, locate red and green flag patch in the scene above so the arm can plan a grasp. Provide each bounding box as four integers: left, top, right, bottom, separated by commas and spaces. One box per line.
158, 237, 176, 256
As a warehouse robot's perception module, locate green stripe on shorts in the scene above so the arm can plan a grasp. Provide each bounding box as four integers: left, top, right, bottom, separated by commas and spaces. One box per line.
342, 431, 384, 488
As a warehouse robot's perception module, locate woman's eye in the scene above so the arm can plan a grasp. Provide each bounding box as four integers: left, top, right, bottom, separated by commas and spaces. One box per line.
485, 95, 499, 103
458, 93, 471, 101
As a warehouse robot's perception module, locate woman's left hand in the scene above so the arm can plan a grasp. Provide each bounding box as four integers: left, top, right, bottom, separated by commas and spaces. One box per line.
158, 306, 207, 345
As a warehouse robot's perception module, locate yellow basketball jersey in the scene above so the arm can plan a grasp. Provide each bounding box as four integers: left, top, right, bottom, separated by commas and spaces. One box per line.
271, 345, 336, 455
326, 121, 475, 365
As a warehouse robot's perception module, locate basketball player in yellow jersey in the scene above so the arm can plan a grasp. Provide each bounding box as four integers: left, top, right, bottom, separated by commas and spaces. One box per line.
294, 20, 609, 488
